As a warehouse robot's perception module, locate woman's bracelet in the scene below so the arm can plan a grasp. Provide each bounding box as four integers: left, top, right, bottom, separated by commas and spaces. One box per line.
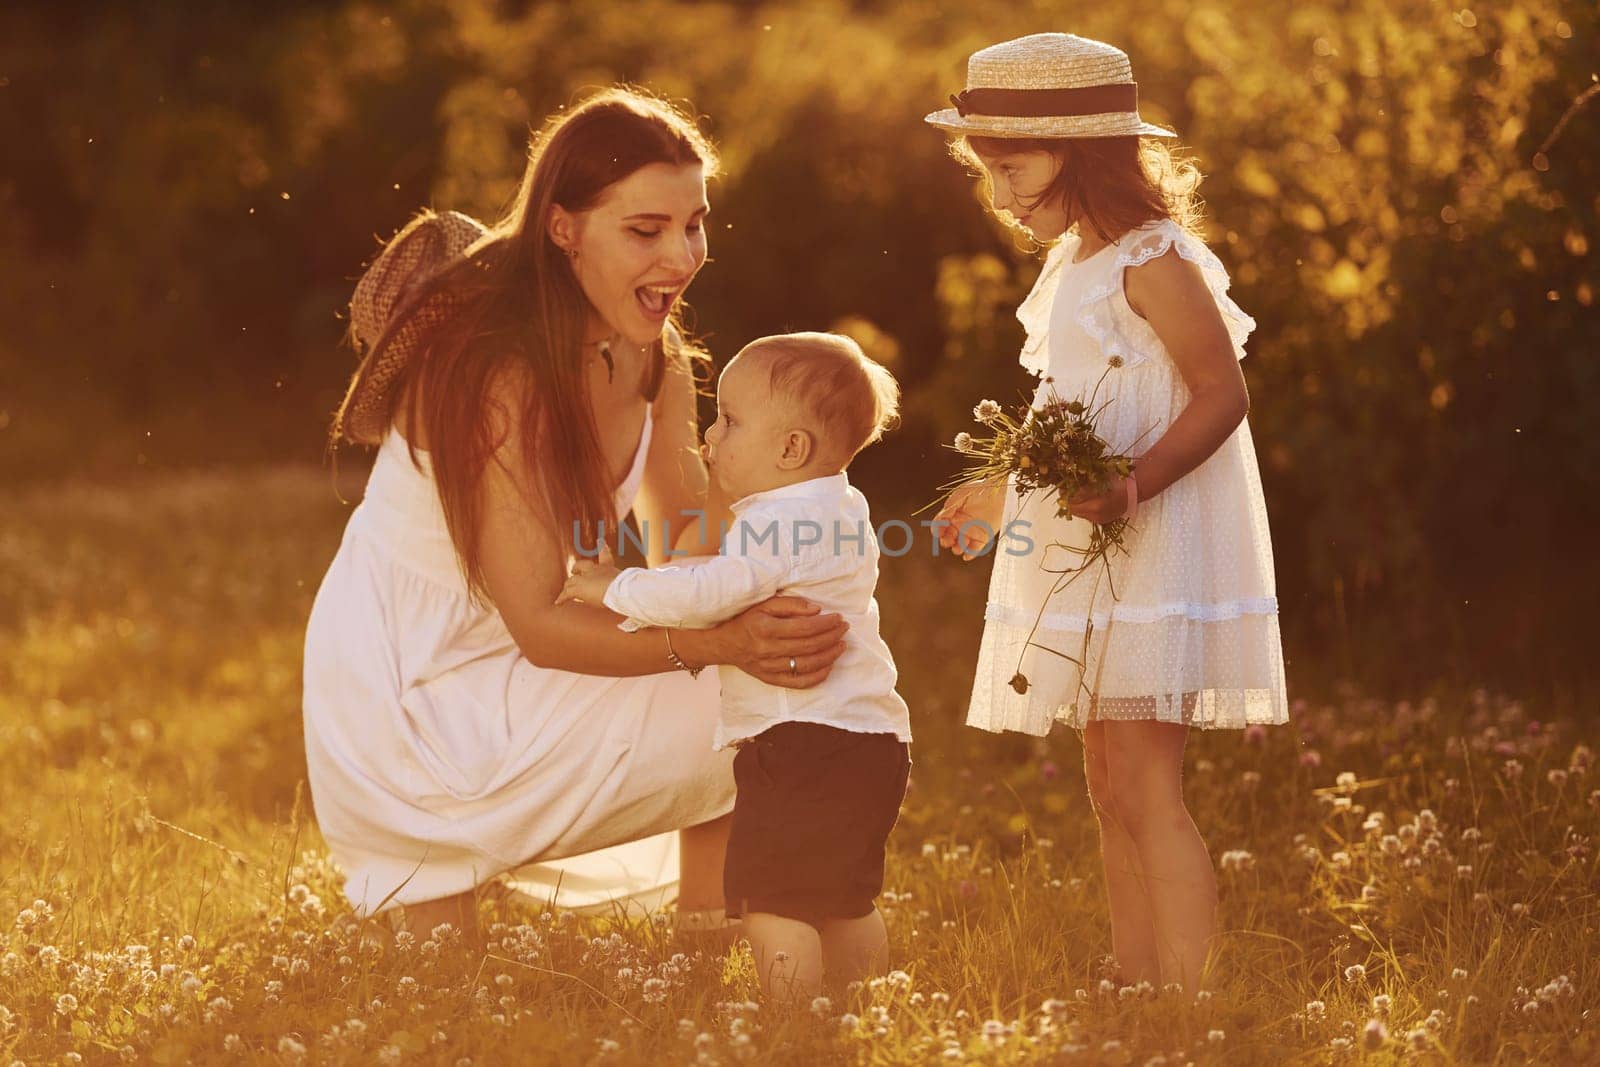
1124, 471, 1140, 522
663, 628, 704, 679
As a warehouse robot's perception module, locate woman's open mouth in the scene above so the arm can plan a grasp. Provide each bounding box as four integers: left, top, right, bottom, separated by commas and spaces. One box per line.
635, 282, 682, 319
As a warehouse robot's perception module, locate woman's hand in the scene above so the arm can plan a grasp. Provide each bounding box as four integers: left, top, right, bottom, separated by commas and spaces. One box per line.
933, 479, 1007, 560
691, 596, 850, 689
1067, 473, 1135, 525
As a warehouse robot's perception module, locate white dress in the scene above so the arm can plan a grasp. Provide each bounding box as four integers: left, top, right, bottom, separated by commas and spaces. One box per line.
968, 219, 1289, 735
302, 405, 736, 916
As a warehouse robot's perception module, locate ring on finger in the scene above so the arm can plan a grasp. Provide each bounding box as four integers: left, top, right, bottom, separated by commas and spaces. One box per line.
788, 656, 797, 675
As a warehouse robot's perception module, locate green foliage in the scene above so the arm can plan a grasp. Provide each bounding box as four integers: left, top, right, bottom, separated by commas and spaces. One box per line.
0, 0, 1595, 687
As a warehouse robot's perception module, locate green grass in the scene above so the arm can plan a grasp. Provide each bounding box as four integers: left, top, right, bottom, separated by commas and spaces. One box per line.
0, 465, 1595, 1064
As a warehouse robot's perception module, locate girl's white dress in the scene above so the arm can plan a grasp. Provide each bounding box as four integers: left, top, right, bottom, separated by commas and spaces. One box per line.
968, 219, 1289, 735
302, 406, 736, 916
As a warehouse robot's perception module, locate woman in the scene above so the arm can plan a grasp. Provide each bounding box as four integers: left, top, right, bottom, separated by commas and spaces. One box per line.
303, 88, 848, 940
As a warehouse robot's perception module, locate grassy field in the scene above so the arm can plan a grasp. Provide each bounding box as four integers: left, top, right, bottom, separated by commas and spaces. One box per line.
0, 465, 1594, 1065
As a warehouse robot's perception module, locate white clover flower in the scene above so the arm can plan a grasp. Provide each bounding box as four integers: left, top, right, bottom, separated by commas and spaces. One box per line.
377, 1046, 403, 1066
1219, 849, 1256, 872
1361, 1018, 1388, 1050
953, 431, 975, 453
1329, 1037, 1352, 1051
177, 934, 197, 952
37, 945, 60, 967
1208, 1029, 1225, 1043
1305, 999, 1326, 1019
1335, 771, 1359, 792
973, 399, 1002, 423
1344, 964, 1367, 982
181, 975, 203, 997
839, 1013, 860, 1029
1371, 994, 1391, 1013
277, 1036, 307, 1058
14, 909, 36, 931
56, 993, 78, 1015
1407, 1027, 1430, 1051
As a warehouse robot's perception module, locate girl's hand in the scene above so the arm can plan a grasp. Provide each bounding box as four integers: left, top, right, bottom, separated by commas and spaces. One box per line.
1067, 473, 1134, 525
704, 596, 849, 688
934, 479, 1007, 560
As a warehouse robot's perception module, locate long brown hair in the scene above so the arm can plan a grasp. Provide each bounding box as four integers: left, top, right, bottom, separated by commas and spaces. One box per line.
360, 88, 716, 605
956, 135, 1203, 245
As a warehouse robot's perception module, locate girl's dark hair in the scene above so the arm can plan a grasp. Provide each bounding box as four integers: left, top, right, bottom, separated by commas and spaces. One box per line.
954, 135, 1203, 244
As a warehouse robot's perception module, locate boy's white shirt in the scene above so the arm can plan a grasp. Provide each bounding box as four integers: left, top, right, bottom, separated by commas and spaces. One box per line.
602, 472, 912, 750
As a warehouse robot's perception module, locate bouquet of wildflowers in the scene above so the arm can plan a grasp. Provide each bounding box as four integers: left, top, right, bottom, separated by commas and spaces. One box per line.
937, 370, 1144, 697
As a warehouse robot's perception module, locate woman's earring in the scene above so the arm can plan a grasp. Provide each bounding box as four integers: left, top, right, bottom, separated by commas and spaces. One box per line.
566, 247, 578, 260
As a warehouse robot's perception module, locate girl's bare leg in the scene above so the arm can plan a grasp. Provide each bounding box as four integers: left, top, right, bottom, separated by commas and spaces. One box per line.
817, 908, 889, 986
1082, 721, 1161, 984
1103, 720, 1216, 989
743, 912, 824, 1000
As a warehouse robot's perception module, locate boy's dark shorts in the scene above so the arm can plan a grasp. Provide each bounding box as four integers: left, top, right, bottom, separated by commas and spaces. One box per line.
723, 720, 911, 928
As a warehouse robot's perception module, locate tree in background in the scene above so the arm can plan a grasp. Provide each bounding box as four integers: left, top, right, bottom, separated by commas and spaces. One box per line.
0, 0, 1594, 692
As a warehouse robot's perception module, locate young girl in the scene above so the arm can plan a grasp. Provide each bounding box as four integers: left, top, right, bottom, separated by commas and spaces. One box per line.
927, 33, 1288, 989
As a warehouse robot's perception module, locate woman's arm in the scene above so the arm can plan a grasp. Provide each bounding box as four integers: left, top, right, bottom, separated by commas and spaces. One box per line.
1068, 247, 1249, 522
475, 370, 849, 684
632, 344, 711, 567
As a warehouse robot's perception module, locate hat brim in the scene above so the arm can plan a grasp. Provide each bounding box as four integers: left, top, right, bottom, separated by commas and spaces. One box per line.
924, 108, 1177, 139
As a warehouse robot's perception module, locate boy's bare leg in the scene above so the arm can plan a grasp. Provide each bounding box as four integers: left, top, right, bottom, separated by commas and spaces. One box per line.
817, 908, 889, 986
743, 912, 824, 1000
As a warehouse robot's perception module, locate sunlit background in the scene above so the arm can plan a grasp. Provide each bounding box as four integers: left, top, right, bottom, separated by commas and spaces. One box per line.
1, 3, 1596, 1063
2, 0, 1595, 690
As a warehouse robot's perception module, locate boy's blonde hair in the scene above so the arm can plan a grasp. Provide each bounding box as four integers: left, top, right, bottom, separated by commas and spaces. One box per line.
742, 332, 900, 465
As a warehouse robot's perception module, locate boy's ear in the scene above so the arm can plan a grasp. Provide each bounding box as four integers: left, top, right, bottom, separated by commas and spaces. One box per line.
778, 428, 814, 470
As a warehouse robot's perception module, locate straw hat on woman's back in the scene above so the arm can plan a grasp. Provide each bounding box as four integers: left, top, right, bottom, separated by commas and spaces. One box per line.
334, 210, 490, 445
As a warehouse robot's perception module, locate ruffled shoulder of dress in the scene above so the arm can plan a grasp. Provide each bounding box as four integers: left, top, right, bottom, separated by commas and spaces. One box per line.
1076, 218, 1257, 369
1015, 235, 1075, 377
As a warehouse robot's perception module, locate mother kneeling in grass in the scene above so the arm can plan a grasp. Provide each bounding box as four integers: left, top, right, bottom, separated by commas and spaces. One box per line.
302, 88, 847, 941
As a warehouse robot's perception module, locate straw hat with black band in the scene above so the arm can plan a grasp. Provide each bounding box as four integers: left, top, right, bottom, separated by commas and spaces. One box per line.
925, 33, 1176, 140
